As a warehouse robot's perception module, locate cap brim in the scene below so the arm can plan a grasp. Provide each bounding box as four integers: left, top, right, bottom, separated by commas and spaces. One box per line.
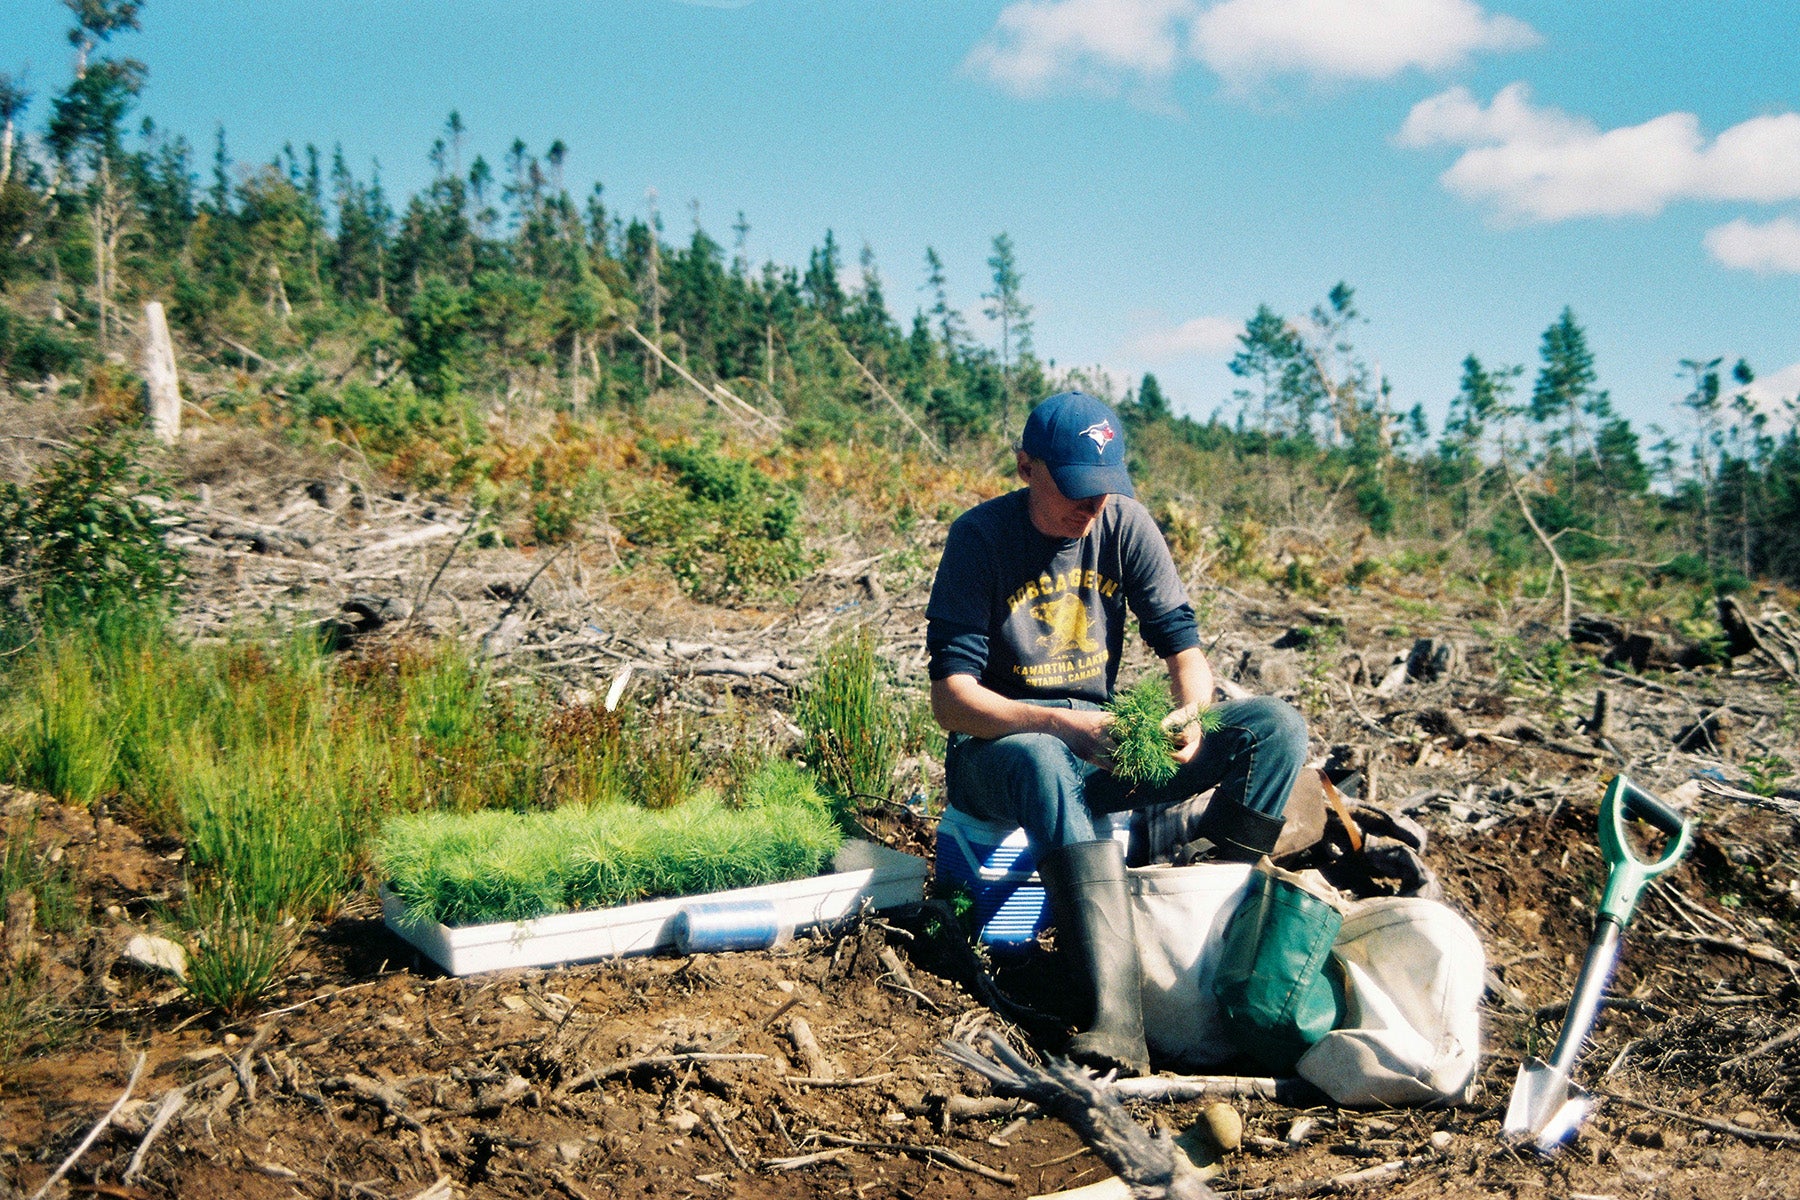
1048, 462, 1135, 501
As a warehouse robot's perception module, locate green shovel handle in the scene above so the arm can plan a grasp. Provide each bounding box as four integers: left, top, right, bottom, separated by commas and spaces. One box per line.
1597, 775, 1692, 927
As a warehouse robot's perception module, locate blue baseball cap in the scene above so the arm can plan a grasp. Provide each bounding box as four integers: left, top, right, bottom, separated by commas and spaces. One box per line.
1019, 391, 1134, 500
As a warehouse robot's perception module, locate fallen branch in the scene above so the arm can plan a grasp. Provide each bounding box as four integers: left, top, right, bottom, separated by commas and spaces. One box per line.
703, 1103, 751, 1171
940, 1031, 1215, 1198
1721, 1022, 1800, 1069
553, 1052, 768, 1097
627, 324, 778, 431
764, 1146, 852, 1171
1105, 1074, 1314, 1105
781, 1072, 893, 1088
1595, 1089, 1800, 1147
29, 1051, 146, 1200
787, 1016, 835, 1081
122, 1086, 187, 1184
1651, 930, 1800, 975
1505, 466, 1572, 640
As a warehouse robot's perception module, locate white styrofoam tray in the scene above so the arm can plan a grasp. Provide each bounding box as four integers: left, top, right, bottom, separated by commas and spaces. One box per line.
381, 838, 930, 976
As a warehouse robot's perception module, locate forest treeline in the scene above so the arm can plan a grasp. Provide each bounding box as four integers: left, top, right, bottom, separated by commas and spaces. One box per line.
2, 0, 1799, 598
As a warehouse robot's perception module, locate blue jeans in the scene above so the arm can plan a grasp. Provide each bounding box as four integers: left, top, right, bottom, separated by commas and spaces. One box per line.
943, 696, 1308, 853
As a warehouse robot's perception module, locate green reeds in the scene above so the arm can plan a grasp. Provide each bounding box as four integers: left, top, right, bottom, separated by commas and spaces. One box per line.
379, 760, 842, 928
794, 626, 898, 805
180, 882, 300, 1016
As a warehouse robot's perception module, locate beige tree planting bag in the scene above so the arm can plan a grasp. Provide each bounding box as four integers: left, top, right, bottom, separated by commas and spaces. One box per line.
1294, 896, 1485, 1107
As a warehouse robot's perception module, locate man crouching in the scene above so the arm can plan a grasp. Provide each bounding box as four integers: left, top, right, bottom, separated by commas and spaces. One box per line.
926, 390, 1308, 1077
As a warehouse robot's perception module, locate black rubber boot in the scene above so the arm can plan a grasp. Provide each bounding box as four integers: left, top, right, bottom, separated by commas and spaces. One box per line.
1177, 799, 1285, 865
1038, 839, 1150, 1077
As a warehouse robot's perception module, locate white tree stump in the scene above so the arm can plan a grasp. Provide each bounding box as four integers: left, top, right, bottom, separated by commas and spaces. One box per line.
142, 300, 181, 444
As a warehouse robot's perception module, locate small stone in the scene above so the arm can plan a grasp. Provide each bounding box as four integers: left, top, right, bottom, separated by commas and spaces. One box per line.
665, 1110, 700, 1135
122, 934, 189, 980
1202, 1102, 1243, 1153
1732, 1110, 1764, 1130
557, 1141, 584, 1164
1430, 1130, 1453, 1150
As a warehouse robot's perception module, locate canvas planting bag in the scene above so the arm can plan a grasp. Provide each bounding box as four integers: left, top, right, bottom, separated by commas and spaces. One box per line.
1295, 896, 1486, 1107
1130, 862, 1257, 1068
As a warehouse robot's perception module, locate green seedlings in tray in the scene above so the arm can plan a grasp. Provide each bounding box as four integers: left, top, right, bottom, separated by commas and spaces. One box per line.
1103, 677, 1223, 788
377, 760, 845, 928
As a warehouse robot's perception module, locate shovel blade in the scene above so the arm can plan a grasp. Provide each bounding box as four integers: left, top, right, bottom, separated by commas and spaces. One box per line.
1503, 1058, 1591, 1151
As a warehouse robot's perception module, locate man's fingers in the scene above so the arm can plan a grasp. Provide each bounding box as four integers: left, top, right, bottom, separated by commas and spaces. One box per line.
1160, 702, 1201, 732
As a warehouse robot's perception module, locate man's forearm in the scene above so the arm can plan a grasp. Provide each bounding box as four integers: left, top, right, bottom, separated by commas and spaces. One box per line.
930, 674, 1111, 760
933, 674, 1065, 739
1165, 647, 1214, 711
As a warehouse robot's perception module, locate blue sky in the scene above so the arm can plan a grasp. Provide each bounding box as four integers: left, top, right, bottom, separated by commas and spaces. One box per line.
10, 0, 1800, 440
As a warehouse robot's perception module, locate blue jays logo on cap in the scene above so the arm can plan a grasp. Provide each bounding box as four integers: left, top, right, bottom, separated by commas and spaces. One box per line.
1020, 391, 1135, 501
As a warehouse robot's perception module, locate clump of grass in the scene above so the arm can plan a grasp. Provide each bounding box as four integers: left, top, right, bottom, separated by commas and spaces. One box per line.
1104, 678, 1223, 788
180, 883, 299, 1016
4, 637, 119, 807
2, 812, 80, 937
379, 760, 843, 928
628, 709, 700, 810
795, 626, 899, 804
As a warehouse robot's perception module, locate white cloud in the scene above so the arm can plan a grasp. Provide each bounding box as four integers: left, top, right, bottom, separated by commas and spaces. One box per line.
962, 0, 1197, 100
1193, 0, 1538, 85
1399, 83, 1800, 222
963, 0, 1535, 101
1705, 216, 1800, 275
1749, 361, 1800, 411
1126, 313, 1241, 358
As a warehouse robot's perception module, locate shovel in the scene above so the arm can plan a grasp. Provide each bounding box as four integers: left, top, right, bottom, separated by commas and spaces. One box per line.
1502, 774, 1692, 1152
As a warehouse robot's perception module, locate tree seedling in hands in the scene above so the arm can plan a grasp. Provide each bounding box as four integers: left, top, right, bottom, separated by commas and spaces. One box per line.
1104, 677, 1221, 787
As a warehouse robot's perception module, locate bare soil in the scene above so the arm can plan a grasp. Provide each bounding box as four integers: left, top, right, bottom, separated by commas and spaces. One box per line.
4, 425, 1800, 1199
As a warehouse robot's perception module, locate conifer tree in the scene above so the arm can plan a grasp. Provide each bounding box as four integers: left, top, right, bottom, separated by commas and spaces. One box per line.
983, 232, 1031, 436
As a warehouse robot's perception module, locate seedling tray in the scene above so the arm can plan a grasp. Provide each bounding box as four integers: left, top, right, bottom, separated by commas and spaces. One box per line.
382, 838, 929, 975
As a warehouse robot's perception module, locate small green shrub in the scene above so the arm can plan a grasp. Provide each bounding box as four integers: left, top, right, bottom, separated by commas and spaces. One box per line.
795, 627, 899, 804
0, 434, 183, 625
627, 709, 700, 810
180, 883, 298, 1015
1, 812, 80, 936
1745, 753, 1793, 799
0, 307, 85, 381
6, 638, 119, 806
619, 441, 815, 601
378, 759, 843, 927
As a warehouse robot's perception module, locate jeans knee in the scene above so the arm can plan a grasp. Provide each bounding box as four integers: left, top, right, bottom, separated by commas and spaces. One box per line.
996, 734, 1083, 795
1257, 698, 1308, 764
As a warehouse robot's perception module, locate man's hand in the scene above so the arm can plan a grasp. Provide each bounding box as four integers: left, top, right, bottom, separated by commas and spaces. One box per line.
1057, 706, 1117, 767
1162, 702, 1204, 766
1162, 647, 1215, 767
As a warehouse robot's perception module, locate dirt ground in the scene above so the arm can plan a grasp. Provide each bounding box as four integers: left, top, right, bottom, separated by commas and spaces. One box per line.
4, 424, 1800, 1198
5, 671, 1800, 1200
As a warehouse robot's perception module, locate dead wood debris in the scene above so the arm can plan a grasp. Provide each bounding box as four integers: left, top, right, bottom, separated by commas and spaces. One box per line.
940, 1030, 1217, 1199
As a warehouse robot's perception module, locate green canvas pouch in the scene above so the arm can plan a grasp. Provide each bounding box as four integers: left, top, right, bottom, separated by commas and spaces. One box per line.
1211, 861, 1346, 1073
